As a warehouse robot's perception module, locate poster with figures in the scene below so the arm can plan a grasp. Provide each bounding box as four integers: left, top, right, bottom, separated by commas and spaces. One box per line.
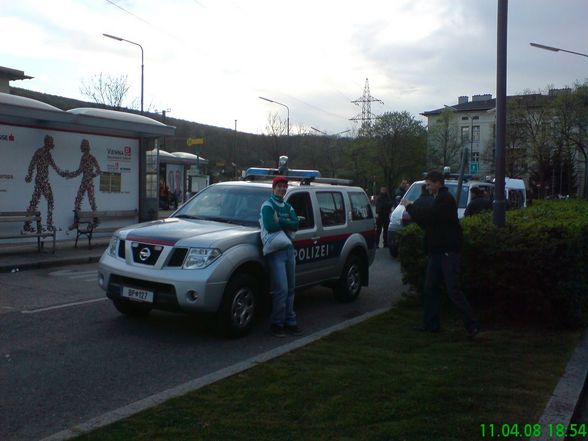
0, 125, 139, 241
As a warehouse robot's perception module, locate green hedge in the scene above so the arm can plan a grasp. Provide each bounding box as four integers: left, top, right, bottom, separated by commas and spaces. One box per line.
397, 200, 588, 328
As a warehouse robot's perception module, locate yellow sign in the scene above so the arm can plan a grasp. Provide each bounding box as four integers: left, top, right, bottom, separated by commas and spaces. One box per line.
186, 137, 205, 146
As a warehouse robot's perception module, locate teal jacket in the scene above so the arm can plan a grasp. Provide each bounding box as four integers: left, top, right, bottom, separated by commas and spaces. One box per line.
259, 194, 299, 249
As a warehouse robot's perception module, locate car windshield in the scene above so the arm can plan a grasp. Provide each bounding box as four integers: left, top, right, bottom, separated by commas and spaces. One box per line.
174, 185, 272, 226
405, 182, 468, 208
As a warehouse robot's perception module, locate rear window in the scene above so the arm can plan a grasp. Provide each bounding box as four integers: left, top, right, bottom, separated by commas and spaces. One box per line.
349, 191, 373, 221
317, 191, 346, 227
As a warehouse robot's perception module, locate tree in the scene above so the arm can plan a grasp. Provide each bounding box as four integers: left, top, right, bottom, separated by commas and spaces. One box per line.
80, 73, 132, 109
264, 112, 288, 165
372, 111, 427, 189
426, 108, 463, 169
551, 82, 588, 199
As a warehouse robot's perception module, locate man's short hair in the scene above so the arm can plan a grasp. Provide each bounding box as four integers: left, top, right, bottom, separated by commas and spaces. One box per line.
425, 170, 444, 184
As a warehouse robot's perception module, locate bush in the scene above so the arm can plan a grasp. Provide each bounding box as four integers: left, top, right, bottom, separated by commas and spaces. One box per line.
397, 200, 588, 328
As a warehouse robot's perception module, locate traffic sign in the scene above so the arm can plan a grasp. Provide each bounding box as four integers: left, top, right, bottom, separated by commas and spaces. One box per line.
187, 137, 205, 146
469, 161, 479, 174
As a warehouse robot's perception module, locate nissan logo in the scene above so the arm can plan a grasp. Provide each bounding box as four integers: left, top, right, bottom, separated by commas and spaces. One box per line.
139, 247, 151, 261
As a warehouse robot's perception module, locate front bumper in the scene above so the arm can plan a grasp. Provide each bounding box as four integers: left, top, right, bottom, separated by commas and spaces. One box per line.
98, 252, 226, 313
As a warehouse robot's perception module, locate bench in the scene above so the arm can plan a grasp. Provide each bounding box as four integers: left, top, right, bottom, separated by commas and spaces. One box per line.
74, 209, 138, 249
0, 211, 56, 253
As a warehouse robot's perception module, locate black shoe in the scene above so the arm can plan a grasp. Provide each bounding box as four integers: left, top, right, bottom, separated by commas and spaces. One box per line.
413, 326, 440, 333
270, 324, 286, 337
285, 324, 302, 335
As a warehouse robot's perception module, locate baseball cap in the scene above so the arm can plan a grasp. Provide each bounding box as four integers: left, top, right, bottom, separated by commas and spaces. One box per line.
272, 176, 288, 187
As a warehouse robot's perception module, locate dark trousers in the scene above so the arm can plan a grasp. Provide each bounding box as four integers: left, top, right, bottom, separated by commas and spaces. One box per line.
376, 213, 390, 247
423, 252, 477, 331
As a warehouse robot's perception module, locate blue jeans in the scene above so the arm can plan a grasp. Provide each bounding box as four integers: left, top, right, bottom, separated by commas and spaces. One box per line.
267, 246, 296, 327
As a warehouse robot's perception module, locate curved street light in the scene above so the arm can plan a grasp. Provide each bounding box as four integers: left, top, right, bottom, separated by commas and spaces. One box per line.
311, 127, 350, 137
103, 33, 144, 113
530, 42, 588, 59
259, 96, 289, 136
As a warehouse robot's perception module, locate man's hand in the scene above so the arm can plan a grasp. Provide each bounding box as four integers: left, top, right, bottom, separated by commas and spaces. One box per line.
400, 199, 412, 208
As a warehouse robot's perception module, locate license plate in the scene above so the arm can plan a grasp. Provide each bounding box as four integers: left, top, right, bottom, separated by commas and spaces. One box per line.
122, 286, 154, 303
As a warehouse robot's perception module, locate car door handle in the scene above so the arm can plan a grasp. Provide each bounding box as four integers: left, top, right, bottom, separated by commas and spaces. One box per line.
311, 236, 320, 243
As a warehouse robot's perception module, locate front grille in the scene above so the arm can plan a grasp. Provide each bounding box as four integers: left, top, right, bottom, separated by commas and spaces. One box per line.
108, 275, 180, 311
130, 242, 164, 265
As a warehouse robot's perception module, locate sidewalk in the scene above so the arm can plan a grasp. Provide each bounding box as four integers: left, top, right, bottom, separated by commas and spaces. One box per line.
0, 236, 109, 273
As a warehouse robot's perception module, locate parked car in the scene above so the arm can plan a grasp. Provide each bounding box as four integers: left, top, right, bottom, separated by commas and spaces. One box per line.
386, 177, 526, 257
98, 167, 377, 337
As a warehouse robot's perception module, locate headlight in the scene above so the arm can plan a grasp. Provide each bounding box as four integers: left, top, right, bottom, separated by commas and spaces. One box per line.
183, 248, 221, 269
108, 236, 120, 257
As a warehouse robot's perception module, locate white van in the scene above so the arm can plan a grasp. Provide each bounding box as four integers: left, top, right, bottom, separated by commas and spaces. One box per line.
386, 177, 526, 257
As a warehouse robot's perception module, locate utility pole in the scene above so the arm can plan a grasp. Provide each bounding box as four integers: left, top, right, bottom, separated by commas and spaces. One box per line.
350, 78, 384, 137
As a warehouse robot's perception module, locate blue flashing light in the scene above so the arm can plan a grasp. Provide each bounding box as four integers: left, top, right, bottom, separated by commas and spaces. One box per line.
245, 167, 321, 180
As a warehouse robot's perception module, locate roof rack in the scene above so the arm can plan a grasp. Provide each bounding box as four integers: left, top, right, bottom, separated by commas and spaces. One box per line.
300, 177, 353, 186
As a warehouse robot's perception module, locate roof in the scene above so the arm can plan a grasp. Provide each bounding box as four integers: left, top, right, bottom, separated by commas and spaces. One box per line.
0, 66, 33, 81
0, 92, 174, 138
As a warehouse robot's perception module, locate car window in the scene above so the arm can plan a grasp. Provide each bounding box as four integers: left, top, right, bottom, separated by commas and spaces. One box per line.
349, 191, 373, 220
445, 183, 469, 208
507, 189, 525, 209
317, 191, 346, 227
175, 185, 272, 225
287, 192, 315, 229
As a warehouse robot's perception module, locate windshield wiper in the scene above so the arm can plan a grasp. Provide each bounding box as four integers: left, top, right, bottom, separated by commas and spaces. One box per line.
174, 214, 202, 220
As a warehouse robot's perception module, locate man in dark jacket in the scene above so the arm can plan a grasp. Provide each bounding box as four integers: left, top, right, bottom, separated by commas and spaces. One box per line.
464, 186, 492, 216
375, 186, 393, 247
400, 170, 479, 338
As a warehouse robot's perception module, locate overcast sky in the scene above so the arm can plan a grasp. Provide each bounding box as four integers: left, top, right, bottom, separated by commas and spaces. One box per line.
2, 0, 587, 135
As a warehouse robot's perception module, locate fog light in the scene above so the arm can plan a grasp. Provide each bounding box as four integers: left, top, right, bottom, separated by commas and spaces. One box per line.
186, 290, 199, 302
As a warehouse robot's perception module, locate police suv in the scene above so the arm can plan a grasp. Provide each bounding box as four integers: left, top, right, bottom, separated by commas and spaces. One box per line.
98, 165, 377, 337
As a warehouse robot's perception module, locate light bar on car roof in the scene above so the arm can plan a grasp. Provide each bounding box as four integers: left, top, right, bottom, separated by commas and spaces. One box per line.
244, 167, 321, 180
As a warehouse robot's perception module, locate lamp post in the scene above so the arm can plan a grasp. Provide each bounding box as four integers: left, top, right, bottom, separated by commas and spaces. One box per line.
259, 96, 289, 136
530, 42, 588, 59
530, 41, 588, 199
470, 115, 479, 170
103, 33, 144, 113
311, 127, 350, 137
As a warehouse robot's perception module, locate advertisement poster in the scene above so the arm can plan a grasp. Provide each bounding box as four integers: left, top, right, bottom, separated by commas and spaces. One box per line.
0, 125, 139, 242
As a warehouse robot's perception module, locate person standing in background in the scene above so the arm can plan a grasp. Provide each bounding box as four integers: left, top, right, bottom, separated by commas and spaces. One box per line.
375, 186, 393, 248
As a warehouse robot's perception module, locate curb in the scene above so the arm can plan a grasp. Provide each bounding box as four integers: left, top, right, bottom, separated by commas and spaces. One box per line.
530, 330, 588, 441
0, 255, 102, 273
40, 307, 391, 441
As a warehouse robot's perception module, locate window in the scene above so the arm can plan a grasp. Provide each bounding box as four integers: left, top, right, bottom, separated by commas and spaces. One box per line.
100, 172, 122, 193
349, 191, 373, 221
472, 151, 480, 162
461, 126, 470, 143
317, 191, 345, 227
287, 192, 315, 229
472, 125, 480, 142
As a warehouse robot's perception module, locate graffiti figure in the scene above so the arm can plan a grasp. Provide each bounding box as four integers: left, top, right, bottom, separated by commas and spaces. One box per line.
24, 135, 68, 232
67, 139, 101, 228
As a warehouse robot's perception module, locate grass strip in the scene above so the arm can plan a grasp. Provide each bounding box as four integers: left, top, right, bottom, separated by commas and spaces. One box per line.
74, 295, 582, 441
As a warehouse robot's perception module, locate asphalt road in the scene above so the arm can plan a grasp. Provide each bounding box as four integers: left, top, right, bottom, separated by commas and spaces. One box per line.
0, 248, 404, 441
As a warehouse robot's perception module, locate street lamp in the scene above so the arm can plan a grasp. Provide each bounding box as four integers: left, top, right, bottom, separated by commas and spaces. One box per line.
259, 96, 289, 136
103, 33, 144, 113
530, 42, 588, 59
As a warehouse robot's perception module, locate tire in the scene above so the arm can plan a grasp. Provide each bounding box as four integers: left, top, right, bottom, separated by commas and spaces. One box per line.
334, 254, 363, 303
112, 298, 152, 317
220, 273, 259, 338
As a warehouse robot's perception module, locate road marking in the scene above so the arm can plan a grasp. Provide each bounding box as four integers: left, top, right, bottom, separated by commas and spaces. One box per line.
21, 298, 108, 314
48, 269, 98, 283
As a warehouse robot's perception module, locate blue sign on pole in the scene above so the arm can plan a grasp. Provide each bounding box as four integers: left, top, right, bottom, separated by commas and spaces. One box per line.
470, 161, 479, 174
